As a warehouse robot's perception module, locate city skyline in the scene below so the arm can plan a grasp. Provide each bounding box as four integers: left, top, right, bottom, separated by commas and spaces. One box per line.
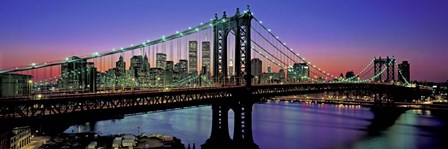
0, 0, 447, 82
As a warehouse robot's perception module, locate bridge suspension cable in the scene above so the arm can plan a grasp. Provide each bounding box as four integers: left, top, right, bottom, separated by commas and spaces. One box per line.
252, 17, 338, 80
343, 58, 375, 82
397, 64, 410, 85
355, 58, 395, 83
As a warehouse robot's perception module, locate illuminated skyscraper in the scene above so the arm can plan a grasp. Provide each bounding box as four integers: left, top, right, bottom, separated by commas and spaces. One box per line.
115, 55, 126, 77
166, 61, 174, 85
202, 41, 210, 76
251, 58, 262, 80
179, 59, 188, 79
156, 53, 167, 69
293, 63, 310, 82
189, 41, 198, 75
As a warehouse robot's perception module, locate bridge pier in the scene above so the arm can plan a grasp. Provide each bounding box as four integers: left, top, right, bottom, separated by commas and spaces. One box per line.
203, 103, 232, 148
232, 101, 257, 148
203, 99, 258, 149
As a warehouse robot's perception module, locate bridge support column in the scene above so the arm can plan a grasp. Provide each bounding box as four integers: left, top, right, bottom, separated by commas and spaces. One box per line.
202, 103, 232, 149
232, 101, 257, 149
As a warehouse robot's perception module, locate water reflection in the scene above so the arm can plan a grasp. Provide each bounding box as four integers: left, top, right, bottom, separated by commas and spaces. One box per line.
65, 102, 446, 149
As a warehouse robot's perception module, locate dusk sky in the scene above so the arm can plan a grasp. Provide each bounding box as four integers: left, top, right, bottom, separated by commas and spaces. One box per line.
0, 0, 447, 82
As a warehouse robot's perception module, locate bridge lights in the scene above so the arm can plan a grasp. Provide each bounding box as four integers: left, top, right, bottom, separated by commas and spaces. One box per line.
268, 29, 271, 32
259, 21, 263, 24
31, 63, 36, 67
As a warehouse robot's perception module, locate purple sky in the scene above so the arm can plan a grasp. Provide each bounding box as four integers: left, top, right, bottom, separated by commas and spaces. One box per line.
0, 0, 447, 82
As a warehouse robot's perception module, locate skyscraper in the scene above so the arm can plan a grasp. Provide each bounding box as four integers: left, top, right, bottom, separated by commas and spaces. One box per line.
202, 41, 210, 76
251, 58, 262, 78
129, 55, 143, 79
115, 55, 126, 77
293, 63, 310, 82
156, 53, 167, 69
398, 61, 410, 83
60, 56, 96, 91
165, 61, 174, 85
179, 59, 188, 78
189, 41, 198, 75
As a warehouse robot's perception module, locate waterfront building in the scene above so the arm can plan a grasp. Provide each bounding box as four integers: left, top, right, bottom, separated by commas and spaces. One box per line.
59, 56, 96, 91
0, 73, 32, 98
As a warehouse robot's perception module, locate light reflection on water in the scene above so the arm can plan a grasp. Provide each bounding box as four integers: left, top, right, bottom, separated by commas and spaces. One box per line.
65, 102, 446, 149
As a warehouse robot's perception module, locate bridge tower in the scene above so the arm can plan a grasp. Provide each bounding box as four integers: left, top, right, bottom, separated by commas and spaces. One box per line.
213, 5, 252, 88
204, 5, 258, 149
373, 56, 395, 82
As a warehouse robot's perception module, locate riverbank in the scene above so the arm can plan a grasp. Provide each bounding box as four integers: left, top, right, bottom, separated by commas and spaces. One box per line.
36, 133, 185, 149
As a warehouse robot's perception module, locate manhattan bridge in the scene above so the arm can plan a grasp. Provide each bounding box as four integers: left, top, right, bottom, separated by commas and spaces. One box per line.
0, 6, 431, 149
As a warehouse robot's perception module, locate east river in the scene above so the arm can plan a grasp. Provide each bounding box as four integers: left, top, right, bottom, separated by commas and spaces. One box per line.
65, 101, 447, 149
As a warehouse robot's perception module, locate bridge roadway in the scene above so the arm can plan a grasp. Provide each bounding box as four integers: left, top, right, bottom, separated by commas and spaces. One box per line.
0, 83, 430, 119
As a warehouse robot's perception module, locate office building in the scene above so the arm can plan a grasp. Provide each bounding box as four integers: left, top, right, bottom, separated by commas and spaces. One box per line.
166, 61, 174, 85
251, 58, 262, 77
189, 41, 198, 75
59, 56, 96, 91
251, 58, 262, 84
156, 53, 167, 69
398, 61, 410, 83
179, 59, 188, 76
293, 62, 310, 82
0, 73, 32, 98
202, 41, 211, 76
0, 126, 32, 149
149, 68, 164, 86
115, 55, 126, 77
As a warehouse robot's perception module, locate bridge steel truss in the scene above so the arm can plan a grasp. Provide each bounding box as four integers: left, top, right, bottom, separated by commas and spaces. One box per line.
0, 88, 237, 119
0, 83, 430, 149
251, 83, 425, 104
